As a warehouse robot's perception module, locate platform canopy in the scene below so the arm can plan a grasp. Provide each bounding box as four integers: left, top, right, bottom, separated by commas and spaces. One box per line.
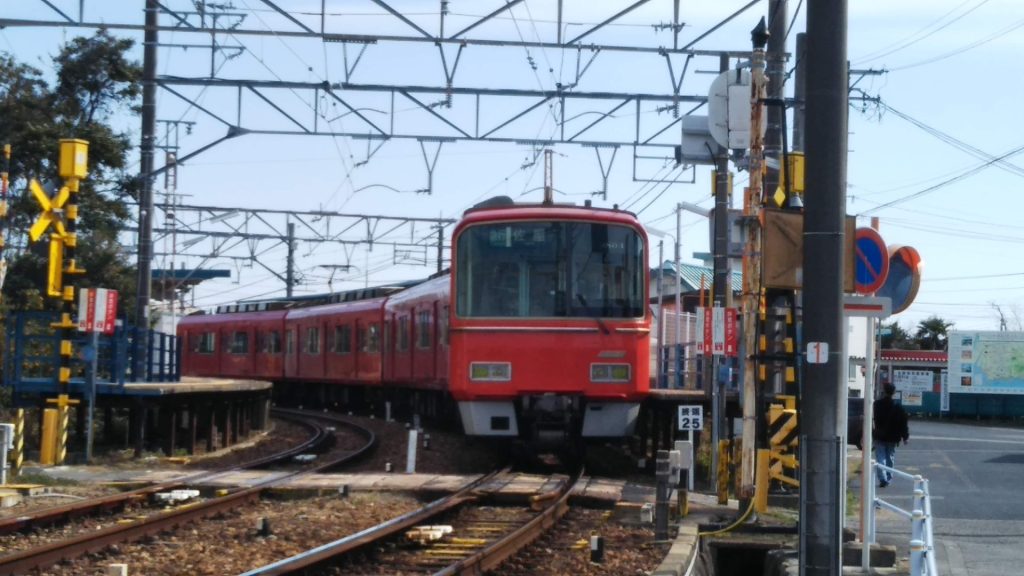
151, 268, 230, 301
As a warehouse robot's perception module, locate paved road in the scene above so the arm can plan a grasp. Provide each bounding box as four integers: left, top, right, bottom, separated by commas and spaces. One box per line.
859, 419, 1024, 575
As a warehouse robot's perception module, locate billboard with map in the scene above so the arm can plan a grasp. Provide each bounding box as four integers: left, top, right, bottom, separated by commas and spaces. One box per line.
947, 331, 1024, 395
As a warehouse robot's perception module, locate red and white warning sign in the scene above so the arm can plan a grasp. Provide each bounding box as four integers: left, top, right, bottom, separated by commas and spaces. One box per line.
77, 288, 118, 334
696, 306, 738, 357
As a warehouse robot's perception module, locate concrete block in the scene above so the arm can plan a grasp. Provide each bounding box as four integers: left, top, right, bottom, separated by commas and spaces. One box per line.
0, 489, 23, 508
842, 542, 897, 567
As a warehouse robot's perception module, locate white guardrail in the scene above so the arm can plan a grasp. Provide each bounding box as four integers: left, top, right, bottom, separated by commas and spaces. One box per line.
872, 461, 939, 576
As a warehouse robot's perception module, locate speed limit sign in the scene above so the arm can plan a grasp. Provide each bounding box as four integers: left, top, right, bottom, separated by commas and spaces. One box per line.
678, 405, 704, 431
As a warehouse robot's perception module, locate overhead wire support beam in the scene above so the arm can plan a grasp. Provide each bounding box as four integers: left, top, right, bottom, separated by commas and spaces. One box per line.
0, 17, 753, 57
449, 0, 526, 40
156, 78, 699, 149
566, 0, 651, 45
257, 0, 314, 33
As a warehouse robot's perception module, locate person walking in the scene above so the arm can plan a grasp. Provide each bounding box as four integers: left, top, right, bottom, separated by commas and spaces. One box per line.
873, 382, 909, 488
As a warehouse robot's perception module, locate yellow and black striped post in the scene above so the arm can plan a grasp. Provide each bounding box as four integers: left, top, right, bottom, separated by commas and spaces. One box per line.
30, 139, 88, 466
767, 395, 800, 488
717, 439, 730, 505
10, 409, 24, 478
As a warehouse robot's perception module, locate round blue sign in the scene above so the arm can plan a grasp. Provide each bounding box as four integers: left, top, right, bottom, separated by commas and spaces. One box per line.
854, 228, 889, 294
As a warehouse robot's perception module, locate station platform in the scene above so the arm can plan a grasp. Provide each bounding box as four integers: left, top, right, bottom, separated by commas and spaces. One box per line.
9, 376, 271, 398
124, 377, 272, 395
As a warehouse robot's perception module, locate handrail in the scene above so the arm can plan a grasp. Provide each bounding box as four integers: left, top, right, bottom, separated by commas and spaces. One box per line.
873, 461, 939, 576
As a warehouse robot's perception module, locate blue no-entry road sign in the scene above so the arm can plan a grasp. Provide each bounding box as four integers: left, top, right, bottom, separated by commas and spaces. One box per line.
854, 228, 889, 294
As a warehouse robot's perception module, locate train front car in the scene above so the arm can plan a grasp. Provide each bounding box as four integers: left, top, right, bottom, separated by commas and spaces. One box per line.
449, 200, 651, 444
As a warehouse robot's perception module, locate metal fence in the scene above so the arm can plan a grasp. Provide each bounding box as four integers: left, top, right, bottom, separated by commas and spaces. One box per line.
2, 311, 178, 389
872, 462, 939, 576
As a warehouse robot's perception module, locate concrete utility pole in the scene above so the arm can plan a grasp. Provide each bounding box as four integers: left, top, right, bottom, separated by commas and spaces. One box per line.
711, 54, 733, 488
285, 221, 295, 297
764, 0, 788, 200
800, 1, 848, 574
739, 18, 769, 502
134, 0, 158, 378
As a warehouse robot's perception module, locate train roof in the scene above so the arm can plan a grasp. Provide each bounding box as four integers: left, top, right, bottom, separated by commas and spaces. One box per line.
459, 197, 642, 228
210, 282, 419, 315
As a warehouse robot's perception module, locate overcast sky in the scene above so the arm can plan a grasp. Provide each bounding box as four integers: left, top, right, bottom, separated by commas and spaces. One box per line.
2, 0, 1022, 332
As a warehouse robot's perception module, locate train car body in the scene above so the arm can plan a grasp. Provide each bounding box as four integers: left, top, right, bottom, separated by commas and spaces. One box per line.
449, 204, 650, 441
179, 309, 287, 379
179, 199, 650, 441
283, 298, 387, 385
382, 276, 450, 390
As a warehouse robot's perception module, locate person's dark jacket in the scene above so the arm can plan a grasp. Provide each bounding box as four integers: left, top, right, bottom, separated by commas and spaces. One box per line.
873, 396, 909, 444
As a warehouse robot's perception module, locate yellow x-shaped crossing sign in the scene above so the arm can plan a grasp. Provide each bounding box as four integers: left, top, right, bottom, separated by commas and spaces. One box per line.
29, 179, 71, 242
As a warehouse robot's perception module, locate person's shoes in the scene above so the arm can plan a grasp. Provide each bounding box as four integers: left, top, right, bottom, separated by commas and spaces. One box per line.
878, 480, 889, 488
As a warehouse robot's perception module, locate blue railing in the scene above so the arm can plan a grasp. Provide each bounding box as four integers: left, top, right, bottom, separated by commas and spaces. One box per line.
2, 311, 178, 390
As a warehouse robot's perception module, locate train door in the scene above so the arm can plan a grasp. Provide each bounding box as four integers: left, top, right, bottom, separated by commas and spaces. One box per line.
284, 326, 297, 378
437, 303, 450, 382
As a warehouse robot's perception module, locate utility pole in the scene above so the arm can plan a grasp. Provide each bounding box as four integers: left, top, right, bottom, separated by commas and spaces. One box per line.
792, 33, 807, 153
801, 0, 848, 574
285, 221, 295, 297
739, 18, 769, 503
764, 0, 788, 201
435, 222, 444, 273
134, 0, 158, 378
711, 53, 733, 488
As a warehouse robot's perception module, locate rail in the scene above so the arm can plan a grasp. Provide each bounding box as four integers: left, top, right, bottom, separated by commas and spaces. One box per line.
0, 410, 372, 575
237, 469, 505, 575
872, 461, 939, 576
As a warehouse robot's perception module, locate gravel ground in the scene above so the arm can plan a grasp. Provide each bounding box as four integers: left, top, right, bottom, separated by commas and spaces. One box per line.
0, 484, 128, 520
501, 507, 672, 575
3, 412, 652, 575
326, 413, 505, 475
37, 492, 423, 576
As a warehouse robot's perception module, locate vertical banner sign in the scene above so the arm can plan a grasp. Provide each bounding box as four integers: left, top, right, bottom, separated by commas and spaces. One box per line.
102, 289, 118, 334
696, 307, 704, 352
940, 371, 949, 413
724, 307, 738, 357
711, 306, 725, 355
77, 288, 118, 334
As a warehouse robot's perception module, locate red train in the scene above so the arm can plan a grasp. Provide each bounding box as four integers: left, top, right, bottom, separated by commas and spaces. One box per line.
179, 197, 651, 441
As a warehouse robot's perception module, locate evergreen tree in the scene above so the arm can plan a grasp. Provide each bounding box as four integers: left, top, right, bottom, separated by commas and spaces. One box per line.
0, 30, 141, 314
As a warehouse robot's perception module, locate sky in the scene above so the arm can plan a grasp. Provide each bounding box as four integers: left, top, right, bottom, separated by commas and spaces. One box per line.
2, 0, 1023, 333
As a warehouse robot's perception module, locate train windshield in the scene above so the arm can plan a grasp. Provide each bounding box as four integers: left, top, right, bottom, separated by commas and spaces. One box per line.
456, 221, 645, 318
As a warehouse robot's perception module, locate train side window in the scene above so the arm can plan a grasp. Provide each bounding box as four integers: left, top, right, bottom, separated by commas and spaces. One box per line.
261, 330, 282, 354
365, 323, 380, 353
333, 325, 352, 354
397, 316, 410, 351
416, 310, 431, 349
229, 331, 248, 354
286, 330, 295, 355
198, 332, 216, 354
440, 306, 449, 347
305, 327, 321, 355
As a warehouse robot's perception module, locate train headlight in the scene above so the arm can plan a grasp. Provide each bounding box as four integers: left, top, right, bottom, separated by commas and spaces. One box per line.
591, 363, 631, 383
469, 362, 511, 382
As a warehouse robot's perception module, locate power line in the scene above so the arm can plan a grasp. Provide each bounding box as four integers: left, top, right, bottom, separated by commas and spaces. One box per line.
853, 0, 990, 65
863, 141, 1024, 214
890, 14, 1024, 71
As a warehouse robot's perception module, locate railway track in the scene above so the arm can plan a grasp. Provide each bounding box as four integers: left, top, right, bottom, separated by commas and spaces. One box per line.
0, 409, 376, 576
238, 469, 580, 576
0, 407, 329, 537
